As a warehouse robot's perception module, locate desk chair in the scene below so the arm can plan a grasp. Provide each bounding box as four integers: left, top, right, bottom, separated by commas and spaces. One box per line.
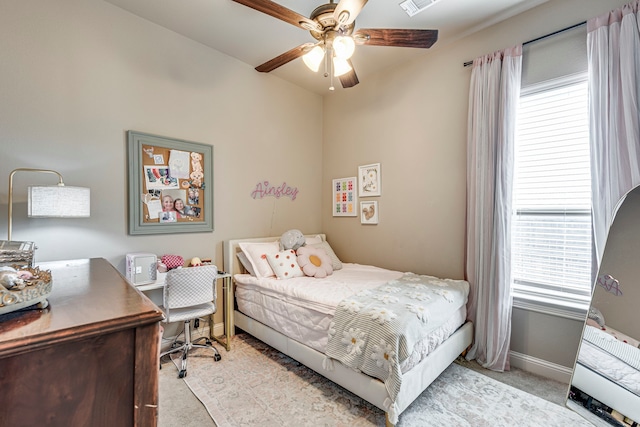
159, 265, 221, 378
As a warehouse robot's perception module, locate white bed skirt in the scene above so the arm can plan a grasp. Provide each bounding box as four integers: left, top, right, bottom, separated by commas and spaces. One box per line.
235, 310, 473, 424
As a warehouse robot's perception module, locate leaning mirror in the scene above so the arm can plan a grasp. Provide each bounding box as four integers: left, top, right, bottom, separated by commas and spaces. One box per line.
566, 185, 640, 426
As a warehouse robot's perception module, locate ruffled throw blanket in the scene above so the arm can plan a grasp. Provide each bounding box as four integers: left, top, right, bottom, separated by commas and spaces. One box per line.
323, 272, 469, 423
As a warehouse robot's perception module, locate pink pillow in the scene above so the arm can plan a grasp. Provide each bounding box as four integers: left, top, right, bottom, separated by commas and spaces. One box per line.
161, 254, 184, 270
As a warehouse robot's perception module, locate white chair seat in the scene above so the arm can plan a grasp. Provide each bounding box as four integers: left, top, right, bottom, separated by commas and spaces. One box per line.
160, 302, 215, 323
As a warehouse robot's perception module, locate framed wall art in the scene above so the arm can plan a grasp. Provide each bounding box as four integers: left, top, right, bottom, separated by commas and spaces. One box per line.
127, 131, 213, 235
360, 201, 378, 224
358, 163, 381, 197
332, 177, 357, 217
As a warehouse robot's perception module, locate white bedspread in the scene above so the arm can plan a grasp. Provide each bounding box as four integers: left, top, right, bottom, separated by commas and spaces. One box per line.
234, 263, 468, 374
234, 263, 403, 315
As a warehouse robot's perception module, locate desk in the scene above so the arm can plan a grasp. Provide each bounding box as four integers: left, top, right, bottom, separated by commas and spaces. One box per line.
0, 258, 163, 427
133, 270, 233, 351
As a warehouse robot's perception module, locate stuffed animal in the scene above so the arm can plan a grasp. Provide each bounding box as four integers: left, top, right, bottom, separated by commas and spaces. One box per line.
279, 229, 306, 251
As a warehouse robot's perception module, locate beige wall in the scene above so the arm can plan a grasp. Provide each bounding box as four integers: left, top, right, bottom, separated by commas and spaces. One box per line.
1, 0, 633, 374
0, 0, 323, 271
0, 0, 323, 324
322, 0, 629, 277
596, 188, 640, 340
322, 0, 630, 374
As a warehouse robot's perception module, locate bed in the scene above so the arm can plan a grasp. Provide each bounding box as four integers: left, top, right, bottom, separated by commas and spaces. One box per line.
570, 324, 640, 424
224, 234, 473, 426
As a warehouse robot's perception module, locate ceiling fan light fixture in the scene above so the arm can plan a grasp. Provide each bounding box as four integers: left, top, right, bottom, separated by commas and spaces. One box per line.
337, 10, 350, 25
299, 21, 318, 31
303, 45, 325, 72
333, 57, 352, 77
353, 33, 370, 44
333, 35, 355, 59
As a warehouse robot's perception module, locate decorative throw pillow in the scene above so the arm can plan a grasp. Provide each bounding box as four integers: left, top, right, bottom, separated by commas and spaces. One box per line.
305, 235, 324, 245
266, 250, 304, 279
161, 254, 184, 270
297, 246, 333, 278
307, 241, 342, 270
238, 241, 280, 278
236, 251, 256, 276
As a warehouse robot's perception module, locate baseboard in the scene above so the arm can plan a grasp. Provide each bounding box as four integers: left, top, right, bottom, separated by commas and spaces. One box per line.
212, 322, 224, 337
160, 319, 224, 353
191, 322, 224, 340
509, 350, 574, 384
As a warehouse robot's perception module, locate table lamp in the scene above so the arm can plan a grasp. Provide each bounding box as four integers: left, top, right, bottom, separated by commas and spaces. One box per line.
7, 168, 91, 241
0, 168, 90, 316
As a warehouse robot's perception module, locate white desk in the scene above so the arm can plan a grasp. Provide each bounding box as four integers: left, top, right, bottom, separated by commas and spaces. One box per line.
131, 270, 233, 351
134, 272, 168, 292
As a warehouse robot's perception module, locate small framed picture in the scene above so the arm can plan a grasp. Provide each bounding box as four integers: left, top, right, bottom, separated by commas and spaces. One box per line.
360, 201, 378, 224
332, 177, 357, 217
358, 163, 381, 197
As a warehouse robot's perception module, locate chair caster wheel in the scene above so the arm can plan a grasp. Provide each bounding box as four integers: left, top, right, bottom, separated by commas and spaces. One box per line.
214, 354, 221, 362
178, 370, 187, 378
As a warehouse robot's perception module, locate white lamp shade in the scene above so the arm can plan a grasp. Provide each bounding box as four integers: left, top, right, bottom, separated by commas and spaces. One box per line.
27, 185, 91, 218
333, 57, 352, 77
302, 46, 325, 72
333, 36, 355, 59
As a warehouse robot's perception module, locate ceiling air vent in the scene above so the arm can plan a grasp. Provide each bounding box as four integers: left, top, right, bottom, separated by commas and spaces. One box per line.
399, 0, 440, 17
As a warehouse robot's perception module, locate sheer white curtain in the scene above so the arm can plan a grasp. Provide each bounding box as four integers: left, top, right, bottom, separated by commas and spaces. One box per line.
588, 0, 640, 270
465, 46, 522, 371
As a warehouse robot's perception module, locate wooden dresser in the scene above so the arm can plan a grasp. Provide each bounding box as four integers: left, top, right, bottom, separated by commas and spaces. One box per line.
0, 258, 164, 427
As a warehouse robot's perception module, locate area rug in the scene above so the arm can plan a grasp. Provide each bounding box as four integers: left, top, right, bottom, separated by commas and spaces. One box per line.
180, 334, 591, 427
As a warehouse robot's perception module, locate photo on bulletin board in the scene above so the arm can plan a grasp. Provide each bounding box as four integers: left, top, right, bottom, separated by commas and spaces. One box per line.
127, 131, 213, 235
332, 177, 357, 217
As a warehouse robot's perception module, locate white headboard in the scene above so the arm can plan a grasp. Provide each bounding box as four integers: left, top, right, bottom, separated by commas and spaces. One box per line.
224, 234, 326, 276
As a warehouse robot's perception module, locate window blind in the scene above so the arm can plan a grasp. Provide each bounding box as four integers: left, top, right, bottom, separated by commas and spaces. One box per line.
512, 75, 592, 315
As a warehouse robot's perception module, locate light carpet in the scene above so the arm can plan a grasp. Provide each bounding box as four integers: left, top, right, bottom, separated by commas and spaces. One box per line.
178, 334, 591, 427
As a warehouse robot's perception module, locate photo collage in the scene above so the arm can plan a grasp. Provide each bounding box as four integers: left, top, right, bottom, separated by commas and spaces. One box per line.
141, 146, 205, 224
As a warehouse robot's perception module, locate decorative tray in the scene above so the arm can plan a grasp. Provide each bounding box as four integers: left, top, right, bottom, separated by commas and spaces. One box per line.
0, 266, 52, 316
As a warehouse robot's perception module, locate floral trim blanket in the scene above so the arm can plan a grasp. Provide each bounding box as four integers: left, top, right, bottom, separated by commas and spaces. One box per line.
324, 272, 469, 417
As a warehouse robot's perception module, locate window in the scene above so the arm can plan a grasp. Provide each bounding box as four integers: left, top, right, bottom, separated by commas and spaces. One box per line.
512, 74, 592, 319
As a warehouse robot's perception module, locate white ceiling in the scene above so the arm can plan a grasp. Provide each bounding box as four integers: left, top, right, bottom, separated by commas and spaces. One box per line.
103, 0, 548, 94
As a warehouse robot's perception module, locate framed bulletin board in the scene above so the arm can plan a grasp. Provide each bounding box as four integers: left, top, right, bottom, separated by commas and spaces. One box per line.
127, 131, 213, 235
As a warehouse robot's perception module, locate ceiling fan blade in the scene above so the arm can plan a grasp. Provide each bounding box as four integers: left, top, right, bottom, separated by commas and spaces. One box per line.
333, 0, 368, 26
354, 29, 438, 48
232, 0, 321, 31
255, 43, 311, 73
339, 61, 359, 88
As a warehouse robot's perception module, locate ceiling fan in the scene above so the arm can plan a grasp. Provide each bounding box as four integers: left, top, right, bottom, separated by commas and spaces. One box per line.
232, 0, 438, 89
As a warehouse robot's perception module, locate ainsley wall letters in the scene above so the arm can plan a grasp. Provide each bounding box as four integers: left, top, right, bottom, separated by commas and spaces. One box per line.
251, 181, 299, 201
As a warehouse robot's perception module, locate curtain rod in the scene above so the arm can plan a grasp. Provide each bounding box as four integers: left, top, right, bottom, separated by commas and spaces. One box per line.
462, 21, 587, 67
